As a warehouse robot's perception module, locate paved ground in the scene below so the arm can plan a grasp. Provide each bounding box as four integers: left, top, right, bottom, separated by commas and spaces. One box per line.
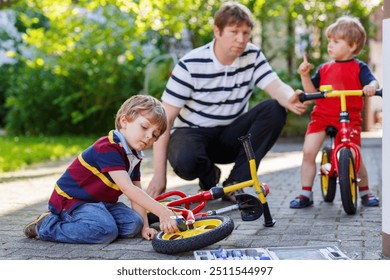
0, 131, 384, 260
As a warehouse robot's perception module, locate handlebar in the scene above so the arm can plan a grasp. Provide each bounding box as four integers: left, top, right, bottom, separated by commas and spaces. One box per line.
299, 88, 383, 103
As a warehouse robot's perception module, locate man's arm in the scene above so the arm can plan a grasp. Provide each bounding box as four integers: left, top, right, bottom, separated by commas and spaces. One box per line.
264, 78, 307, 115
146, 102, 181, 198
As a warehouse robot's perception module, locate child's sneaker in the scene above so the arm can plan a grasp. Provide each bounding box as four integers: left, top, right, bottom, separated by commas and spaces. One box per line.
290, 194, 313, 208
361, 194, 379, 207
23, 211, 51, 238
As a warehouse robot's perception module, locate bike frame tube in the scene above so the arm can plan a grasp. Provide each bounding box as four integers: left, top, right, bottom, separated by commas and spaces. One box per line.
239, 135, 268, 203
165, 191, 213, 214
221, 159, 267, 204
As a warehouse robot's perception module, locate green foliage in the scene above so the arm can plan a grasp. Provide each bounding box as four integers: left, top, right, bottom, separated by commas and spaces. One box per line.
0, 0, 383, 138
143, 55, 177, 98
4, 1, 152, 135
0, 134, 96, 172
0, 65, 10, 127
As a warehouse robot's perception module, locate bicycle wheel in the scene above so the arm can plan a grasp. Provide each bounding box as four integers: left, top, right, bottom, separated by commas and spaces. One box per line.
320, 146, 337, 202
152, 215, 234, 254
338, 148, 357, 215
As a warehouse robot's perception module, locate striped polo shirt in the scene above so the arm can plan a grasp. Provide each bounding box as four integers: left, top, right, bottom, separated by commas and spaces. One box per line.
48, 130, 143, 214
162, 39, 278, 129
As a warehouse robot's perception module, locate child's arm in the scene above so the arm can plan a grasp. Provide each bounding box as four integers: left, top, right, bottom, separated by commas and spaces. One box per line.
130, 180, 158, 240
362, 80, 380, 97
109, 170, 179, 235
298, 53, 317, 93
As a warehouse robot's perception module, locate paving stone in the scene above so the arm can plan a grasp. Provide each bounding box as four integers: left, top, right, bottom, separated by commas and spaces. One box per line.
0, 133, 384, 260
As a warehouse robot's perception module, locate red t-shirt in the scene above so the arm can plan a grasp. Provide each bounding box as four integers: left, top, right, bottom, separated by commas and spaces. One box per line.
306, 59, 376, 143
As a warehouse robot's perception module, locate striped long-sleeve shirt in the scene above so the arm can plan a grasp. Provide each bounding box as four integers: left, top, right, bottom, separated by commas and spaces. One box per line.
48, 130, 143, 214
162, 40, 278, 129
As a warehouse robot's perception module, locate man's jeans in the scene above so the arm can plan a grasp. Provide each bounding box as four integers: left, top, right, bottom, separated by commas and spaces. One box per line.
38, 202, 143, 243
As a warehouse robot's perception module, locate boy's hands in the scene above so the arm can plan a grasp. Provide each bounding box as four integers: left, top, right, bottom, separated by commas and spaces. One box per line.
158, 209, 180, 234
363, 85, 377, 97
298, 53, 312, 76
141, 227, 158, 240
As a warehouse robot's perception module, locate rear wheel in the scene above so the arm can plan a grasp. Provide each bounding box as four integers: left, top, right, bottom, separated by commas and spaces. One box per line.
338, 148, 357, 215
152, 216, 234, 254
320, 146, 337, 202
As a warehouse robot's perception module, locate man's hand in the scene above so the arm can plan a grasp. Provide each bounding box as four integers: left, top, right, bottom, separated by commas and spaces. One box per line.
146, 175, 167, 198
287, 90, 309, 115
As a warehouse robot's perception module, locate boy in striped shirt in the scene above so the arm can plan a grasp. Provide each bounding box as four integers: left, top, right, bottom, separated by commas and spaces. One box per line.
24, 95, 179, 243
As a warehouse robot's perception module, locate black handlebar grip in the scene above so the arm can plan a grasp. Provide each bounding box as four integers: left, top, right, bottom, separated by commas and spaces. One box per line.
299, 92, 325, 103
375, 88, 382, 97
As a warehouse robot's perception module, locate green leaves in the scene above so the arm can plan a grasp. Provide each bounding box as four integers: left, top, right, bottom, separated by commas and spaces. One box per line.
0, 0, 383, 137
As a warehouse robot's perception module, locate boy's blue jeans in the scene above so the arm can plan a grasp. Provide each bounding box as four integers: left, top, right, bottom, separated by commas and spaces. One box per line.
38, 202, 144, 243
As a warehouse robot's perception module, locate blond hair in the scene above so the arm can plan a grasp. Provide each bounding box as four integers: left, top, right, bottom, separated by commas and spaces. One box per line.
326, 16, 366, 55
115, 95, 167, 139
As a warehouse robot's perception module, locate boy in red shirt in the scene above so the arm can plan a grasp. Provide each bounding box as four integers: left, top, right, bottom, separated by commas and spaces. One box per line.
290, 16, 380, 208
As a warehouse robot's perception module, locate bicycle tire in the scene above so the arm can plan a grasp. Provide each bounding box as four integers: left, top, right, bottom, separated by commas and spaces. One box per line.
152, 215, 234, 254
338, 148, 357, 215
320, 146, 337, 202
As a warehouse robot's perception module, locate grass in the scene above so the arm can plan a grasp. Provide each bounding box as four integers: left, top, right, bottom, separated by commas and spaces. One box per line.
0, 134, 96, 173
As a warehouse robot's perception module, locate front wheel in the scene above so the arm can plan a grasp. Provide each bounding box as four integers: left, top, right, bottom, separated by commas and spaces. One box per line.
320, 146, 337, 202
338, 148, 357, 215
152, 216, 234, 254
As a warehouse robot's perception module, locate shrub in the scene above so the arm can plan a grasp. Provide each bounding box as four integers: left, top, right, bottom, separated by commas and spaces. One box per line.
4, 4, 156, 135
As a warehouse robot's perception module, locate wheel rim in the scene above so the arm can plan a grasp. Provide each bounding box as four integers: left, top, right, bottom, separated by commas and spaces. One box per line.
160, 219, 222, 240
321, 152, 329, 195
349, 159, 357, 202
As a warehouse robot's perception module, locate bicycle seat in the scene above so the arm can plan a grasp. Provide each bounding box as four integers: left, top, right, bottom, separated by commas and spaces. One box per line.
325, 126, 338, 137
